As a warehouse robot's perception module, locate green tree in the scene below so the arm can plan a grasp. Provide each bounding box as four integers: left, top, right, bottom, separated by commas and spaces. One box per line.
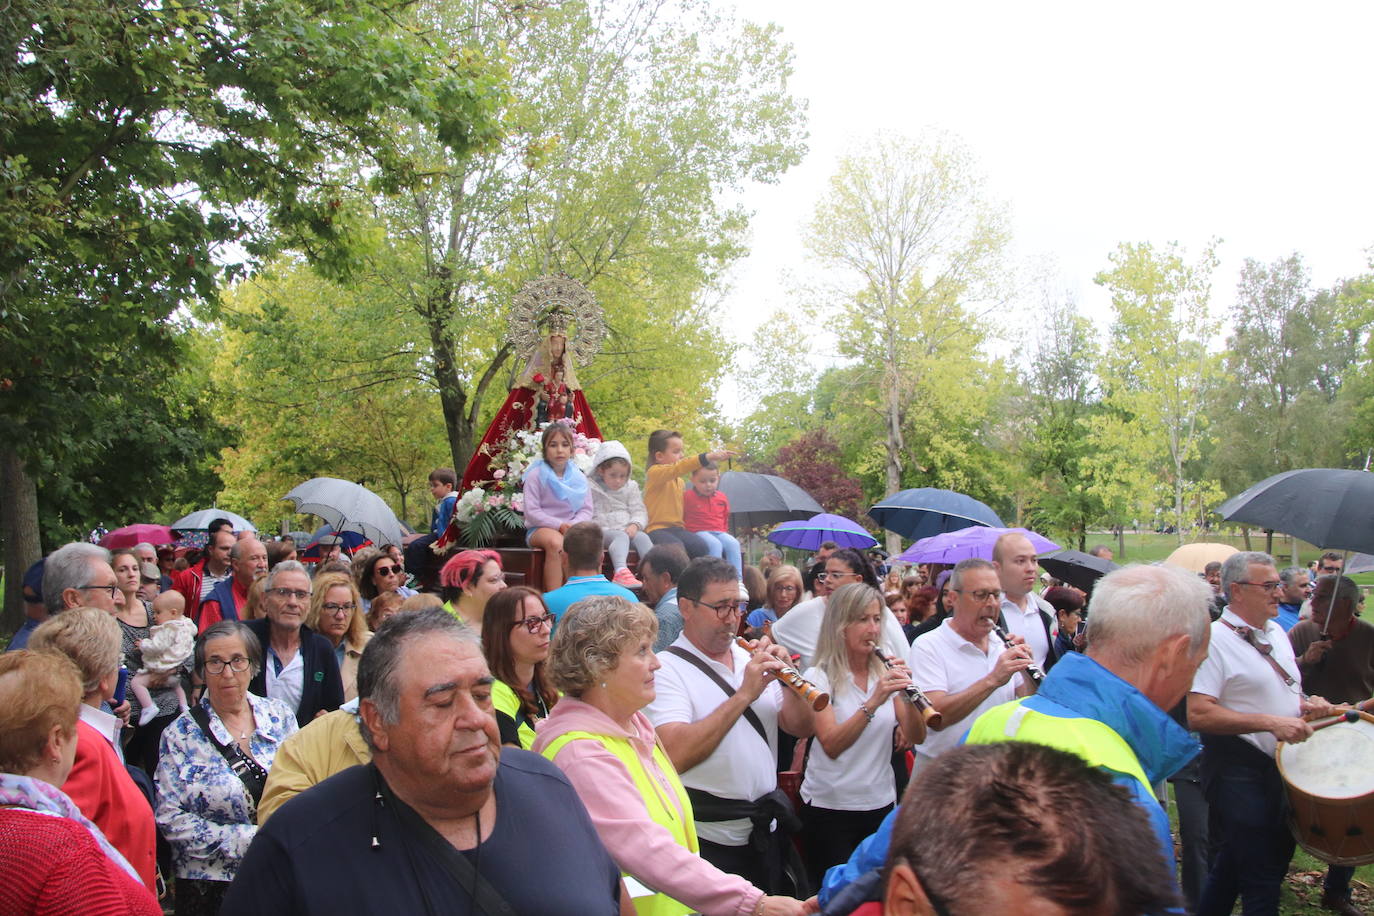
0, 0, 501, 627
1208, 254, 1363, 494
1088, 240, 1225, 545
344, 0, 807, 470
1020, 298, 1104, 550
802, 131, 1010, 549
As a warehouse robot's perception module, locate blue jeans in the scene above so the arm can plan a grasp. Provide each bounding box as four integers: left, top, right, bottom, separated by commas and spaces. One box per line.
697, 530, 742, 574
1197, 743, 1295, 916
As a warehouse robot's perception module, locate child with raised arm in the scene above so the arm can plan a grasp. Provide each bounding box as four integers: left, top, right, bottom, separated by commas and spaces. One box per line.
523, 422, 593, 591
683, 461, 742, 574
643, 429, 735, 559
131, 591, 196, 726
588, 440, 653, 588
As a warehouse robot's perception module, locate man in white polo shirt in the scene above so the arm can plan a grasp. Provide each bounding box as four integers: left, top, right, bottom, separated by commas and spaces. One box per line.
1188, 550, 1332, 916
992, 531, 1057, 671
907, 558, 1037, 771
645, 557, 814, 894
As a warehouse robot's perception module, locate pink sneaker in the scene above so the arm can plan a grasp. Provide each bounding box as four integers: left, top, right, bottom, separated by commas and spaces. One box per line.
612, 567, 642, 588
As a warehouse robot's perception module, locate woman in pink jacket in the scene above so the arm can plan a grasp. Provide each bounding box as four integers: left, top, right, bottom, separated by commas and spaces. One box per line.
534, 595, 809, 916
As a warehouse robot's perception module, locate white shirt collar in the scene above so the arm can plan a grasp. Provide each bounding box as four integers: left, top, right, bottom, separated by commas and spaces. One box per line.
79, 703, 121, 748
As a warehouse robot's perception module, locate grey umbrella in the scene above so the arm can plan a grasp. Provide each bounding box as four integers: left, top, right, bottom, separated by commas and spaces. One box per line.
717, 471, 823, 529
1215, 468, 1374, 554
282, 477, 404, 547
1038, 549, 1119, 593
169, 509, 257, 533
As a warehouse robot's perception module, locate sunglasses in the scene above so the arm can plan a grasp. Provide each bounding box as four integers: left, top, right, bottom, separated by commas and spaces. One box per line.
374, 565, 403, 577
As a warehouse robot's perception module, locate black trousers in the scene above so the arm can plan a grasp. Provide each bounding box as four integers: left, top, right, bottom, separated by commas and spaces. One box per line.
799, 802, 892, 888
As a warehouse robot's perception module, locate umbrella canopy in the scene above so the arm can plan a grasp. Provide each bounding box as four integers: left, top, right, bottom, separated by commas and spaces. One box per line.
867, 488, 1003, 540
300, 525, 372, 559
1038, 549, 1119, 593
98, 524, 178, 549
896, 527, 1060, 565
1163, 542, 1238, 574
169, 509, 257, 533
282, 477, 404, 547
767, 513, 878, 552
718, 471, 823, 528
1216, 468, 1374, 554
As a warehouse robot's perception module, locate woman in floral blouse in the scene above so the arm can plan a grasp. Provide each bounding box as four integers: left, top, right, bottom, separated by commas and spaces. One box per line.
155, 621, 297, 915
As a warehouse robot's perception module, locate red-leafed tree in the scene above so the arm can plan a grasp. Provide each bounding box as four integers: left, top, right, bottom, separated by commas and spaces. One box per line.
769, 430, 865, 521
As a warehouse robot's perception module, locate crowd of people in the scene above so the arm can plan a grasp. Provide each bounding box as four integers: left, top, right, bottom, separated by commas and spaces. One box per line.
3, 427, 1372, 916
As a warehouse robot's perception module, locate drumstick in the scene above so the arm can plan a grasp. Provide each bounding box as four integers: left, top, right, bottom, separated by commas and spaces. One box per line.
1309, 709, 1362, 732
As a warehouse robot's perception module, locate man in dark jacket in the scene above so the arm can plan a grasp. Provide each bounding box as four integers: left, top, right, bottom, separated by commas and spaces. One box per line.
170, 519, 235, 622
246, 561, 343, 727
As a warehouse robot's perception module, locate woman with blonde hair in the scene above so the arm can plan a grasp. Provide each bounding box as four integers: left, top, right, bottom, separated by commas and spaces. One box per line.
0, 650, 160, 913
304, 572, 371, 702
746, 564, 804, 632
799, 582, 925, 880
534, 596, 807, 916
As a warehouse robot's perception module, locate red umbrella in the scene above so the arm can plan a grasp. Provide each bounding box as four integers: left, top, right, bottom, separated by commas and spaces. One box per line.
98, 524, 178, 549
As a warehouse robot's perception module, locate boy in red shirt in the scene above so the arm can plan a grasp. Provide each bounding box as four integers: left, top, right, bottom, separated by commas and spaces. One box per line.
682, 462, 742, 574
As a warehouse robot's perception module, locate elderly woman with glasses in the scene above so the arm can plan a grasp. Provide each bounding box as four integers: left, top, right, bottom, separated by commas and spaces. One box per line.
746, 564, 804, 633
155, 620, 298, 914
353, 549, 416, 614
305, 572, 372, 702
480, 586, 560, 749
534, 595, 808, 916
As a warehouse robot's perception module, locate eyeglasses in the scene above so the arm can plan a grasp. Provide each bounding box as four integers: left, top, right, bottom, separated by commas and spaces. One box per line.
1238, 581, 1283, 593
684, 597, 743, 619
375, 565, 403, 578
775, 584, 798, 592
205, 656, 251, 675
817, 570, 858, 581
954, 588, 1004, 603
77, 584, 119, 599
513, 613, 555, 634
323, 601, 356, 615
268, 587, 310, 601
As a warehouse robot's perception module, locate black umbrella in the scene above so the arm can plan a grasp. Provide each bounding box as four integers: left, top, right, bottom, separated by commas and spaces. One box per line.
718, 471, 823, 529
1215, 468, 1374, 554
1038, 549, 1119, 593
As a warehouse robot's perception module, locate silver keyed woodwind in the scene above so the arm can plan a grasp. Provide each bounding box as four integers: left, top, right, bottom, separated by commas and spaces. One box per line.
992, 624, 1045, 685
870, 643, 942, 727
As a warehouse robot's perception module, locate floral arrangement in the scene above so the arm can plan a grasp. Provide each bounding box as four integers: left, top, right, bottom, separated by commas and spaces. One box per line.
452, 421, 602, 547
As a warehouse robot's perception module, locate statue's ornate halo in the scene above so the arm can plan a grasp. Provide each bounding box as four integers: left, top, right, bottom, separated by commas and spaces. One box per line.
506, 274, 606, 367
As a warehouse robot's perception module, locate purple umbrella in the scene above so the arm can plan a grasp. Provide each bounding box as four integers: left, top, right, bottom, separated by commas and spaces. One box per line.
766, 513, 879, 552
896, 527, 1060, 565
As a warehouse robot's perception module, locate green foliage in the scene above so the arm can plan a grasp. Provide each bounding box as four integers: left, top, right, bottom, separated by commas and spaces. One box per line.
458, 505, 522, 548
1020, 299, 1105, 548
1208, 254, 1364, 493
1089, 240, 1225, 540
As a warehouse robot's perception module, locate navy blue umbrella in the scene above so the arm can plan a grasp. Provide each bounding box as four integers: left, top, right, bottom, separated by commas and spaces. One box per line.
300, 525, 370, 559
867, 488, 1003, 541
1216, 468, 1374, 554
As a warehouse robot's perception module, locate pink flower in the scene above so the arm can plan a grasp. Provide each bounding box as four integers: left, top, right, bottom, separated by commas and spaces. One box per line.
493, 469, 506, 480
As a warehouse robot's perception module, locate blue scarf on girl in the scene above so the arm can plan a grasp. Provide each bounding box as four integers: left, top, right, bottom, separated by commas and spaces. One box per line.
534, 458, 588, 514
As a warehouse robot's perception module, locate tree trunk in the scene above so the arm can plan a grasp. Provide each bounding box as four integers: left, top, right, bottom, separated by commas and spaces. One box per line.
1116, 525, 1125, 560
1242, 528, 1252, 550
428, 319, 474, 472
1264, 529, 1273, 556
1, 444, 42, 635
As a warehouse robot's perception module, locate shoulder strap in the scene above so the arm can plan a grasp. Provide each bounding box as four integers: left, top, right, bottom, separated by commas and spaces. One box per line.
374, 765, 515, 916
1219, 619, 1296, 687
661, 646, 769, 746
189, 705, 267, 805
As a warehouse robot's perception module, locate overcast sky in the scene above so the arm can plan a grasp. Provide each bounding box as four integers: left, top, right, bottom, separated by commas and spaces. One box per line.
716, 0, 1374, 418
